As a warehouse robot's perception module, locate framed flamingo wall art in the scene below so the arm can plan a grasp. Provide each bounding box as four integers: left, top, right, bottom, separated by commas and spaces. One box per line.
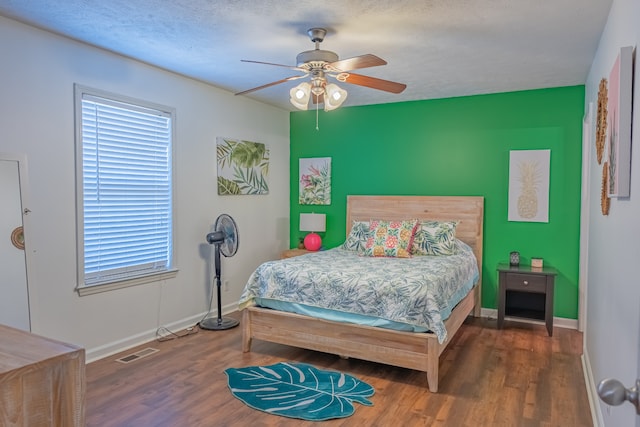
299, 157, 331, 205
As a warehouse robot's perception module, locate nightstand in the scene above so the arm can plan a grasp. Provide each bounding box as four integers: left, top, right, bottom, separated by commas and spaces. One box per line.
497, 263, 557, 336
281, 248, 312, 259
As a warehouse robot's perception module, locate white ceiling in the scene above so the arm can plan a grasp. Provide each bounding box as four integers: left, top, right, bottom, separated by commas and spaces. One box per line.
0, 0, 612, 111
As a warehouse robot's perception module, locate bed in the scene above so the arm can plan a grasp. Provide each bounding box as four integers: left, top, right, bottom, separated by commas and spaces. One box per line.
240, 195, 484, 392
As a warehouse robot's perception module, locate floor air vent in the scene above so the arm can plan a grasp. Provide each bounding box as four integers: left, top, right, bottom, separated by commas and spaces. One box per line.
115, 347, 159, 364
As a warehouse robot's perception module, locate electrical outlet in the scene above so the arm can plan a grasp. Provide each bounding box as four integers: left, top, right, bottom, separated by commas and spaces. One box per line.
224, 280, 229, 292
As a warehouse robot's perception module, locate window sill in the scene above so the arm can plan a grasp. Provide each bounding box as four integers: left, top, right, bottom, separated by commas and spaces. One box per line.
76, 269, 178, 296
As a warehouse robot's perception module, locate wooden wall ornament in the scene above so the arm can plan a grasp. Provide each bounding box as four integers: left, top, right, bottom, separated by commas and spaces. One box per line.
10, 226, 24, 250
601, 161, 610, 215
595, 78, 608, 165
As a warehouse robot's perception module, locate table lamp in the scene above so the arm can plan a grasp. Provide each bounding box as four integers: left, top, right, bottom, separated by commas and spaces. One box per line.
299, 213, 326, 251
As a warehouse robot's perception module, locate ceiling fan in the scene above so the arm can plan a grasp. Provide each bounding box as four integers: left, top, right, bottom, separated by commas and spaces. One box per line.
235, 28, 407, 111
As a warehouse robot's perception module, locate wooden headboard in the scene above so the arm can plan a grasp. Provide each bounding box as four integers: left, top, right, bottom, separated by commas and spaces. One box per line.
346, 195, 484, 314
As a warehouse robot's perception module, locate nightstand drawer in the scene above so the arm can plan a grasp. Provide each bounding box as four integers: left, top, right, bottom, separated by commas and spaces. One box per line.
504, 273, 546, 293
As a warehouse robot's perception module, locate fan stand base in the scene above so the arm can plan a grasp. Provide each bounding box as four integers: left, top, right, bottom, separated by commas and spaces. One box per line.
199, 316, 239, 330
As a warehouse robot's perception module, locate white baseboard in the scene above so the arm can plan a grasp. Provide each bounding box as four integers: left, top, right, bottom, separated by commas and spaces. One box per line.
480, 308, 579, 330
85, 302, 239, 363
582, 349, 604, 426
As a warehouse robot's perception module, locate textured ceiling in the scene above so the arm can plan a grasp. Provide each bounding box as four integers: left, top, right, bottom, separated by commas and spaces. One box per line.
0, 0, 612, 111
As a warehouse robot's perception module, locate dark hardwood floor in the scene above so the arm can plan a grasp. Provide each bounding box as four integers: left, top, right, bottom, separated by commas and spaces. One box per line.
86, 313, 593, 426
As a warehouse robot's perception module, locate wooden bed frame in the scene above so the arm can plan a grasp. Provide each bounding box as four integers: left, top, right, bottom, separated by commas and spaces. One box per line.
242, 195, 484, 392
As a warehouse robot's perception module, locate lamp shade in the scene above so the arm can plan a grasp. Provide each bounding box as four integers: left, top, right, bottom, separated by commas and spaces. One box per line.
324, 83, 348, 111
299, 213, 326, 232
300, 213, 325, 251
289, 82, 311, 110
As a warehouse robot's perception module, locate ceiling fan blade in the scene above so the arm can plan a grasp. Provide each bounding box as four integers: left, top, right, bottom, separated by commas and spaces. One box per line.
241, 59, 305, 72
328, 54, 387, 72
235, 75, 307, 96
341, 73, 407, 94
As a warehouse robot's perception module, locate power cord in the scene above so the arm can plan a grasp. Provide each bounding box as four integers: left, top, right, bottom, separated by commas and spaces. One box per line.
155, 257, 220, 342
154, 279, 199, 342
155, 324, 200, 342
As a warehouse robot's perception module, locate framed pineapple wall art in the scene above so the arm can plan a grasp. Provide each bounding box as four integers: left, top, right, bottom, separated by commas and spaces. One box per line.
508, 149, 550, 223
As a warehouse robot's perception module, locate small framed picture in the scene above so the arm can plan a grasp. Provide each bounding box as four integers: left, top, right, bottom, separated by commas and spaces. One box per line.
531, 258, 544, 268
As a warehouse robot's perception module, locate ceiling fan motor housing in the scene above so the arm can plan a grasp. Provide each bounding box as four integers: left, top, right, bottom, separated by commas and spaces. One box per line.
296, 50, 339, 68
297, 27, 338, 67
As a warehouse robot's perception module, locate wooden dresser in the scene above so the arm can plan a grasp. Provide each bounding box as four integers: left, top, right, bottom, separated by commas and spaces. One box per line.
0, 324, 85, 426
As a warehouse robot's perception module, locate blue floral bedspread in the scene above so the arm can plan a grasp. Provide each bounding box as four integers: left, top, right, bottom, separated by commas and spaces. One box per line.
238, 241, 479, 343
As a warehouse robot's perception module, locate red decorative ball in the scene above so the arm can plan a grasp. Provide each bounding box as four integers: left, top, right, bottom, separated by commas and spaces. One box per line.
303, 233, 322, 251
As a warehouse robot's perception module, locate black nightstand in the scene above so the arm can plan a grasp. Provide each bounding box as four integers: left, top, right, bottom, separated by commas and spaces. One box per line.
497, 263, 558, 336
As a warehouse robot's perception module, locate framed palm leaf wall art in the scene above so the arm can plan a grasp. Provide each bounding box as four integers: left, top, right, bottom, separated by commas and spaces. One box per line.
217, 137, 269, 195
299, 157, 331, 205
508, 149, 550, 223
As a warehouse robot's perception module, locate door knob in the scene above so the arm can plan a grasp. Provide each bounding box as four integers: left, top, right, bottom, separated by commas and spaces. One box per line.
597, 378, 640, 414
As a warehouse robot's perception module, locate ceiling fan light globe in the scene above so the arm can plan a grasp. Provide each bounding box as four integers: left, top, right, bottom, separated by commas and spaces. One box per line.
324, 83, 347, 111
290, 82, 311, 110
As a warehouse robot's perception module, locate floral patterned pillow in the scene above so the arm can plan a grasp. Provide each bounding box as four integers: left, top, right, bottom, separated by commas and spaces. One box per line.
411, 220, 459, 256
363, 219, 419, 258
341, 221, 371, 253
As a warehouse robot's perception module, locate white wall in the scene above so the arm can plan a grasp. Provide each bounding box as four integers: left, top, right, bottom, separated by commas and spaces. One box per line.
583, 0, 640, 425
0, 16, 290, 361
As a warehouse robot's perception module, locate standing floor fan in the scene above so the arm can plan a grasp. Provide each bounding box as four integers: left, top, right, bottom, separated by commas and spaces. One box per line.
201, 213, 239, 330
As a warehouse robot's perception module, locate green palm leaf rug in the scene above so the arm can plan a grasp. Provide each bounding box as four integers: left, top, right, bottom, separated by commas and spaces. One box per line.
225, 362, 374, 421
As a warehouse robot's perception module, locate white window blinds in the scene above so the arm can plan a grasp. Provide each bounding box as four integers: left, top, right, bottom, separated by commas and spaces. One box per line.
78, 91, 173, 288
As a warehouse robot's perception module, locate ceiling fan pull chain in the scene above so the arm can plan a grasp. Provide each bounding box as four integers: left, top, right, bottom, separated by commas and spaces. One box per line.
316, 101, 319, 131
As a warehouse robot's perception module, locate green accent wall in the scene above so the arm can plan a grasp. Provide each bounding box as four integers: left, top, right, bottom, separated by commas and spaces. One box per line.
290, 86, 584, 319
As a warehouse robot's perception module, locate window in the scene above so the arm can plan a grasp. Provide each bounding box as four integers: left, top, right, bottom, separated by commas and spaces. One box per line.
74, 85, 176, 295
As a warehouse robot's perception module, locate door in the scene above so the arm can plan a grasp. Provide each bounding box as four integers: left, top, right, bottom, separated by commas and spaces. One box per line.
0, 157, 30, 330
596, 328, 640, 422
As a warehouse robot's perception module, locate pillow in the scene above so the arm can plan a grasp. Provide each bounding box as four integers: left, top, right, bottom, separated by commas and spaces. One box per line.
363, 219, 419, 258
341, 221, 371, 253
411, 220, 459, 256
